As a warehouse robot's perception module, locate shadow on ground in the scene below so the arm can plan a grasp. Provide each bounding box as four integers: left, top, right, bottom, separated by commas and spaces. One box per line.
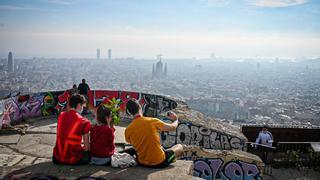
4, 162, 182, 180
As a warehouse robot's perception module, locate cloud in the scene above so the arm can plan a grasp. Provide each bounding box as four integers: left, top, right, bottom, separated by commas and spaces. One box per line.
250, 0, 308, 8
0, 5, 40, 11
43, 0, 75, 5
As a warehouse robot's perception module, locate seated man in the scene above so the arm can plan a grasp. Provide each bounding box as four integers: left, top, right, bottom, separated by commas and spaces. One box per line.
255, 125, 273, 147
124, 99, 183, 168
52, 94, 91, 165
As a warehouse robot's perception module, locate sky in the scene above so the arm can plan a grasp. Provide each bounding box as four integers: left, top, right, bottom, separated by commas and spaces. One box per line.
0, 0, 320, 59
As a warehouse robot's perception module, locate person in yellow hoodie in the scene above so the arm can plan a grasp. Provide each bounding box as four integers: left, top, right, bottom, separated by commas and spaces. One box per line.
124, 99, 183, 168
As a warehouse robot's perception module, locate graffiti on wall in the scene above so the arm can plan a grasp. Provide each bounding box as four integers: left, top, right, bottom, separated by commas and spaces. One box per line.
88, 90, 177, 117
0, 91, 63, 127
193, 158, 262, 180
0, 98, 14, 127
179, 149, 263, 180
0, 90, 177, 127
161, 120, 245, 150
42, 92, 59, 116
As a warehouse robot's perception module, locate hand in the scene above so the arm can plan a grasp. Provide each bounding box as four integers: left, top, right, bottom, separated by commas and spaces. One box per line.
167, 111, 178, 121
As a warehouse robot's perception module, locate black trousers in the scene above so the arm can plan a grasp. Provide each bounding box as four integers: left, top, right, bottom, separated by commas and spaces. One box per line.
119, 147, 175, 168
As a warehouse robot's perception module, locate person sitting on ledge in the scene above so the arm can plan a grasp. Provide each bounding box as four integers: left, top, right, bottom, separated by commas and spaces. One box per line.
255, 125, 273, 147
123, 99, 183, 168
90, 105, 115, 165
52, 94, 91, 165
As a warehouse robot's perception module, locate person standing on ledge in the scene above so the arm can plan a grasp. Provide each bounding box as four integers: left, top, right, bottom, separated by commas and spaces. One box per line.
78, 79, 90, 114
255, 125, 273, 147
124, 99, 183, 168
78, 79, 90, 96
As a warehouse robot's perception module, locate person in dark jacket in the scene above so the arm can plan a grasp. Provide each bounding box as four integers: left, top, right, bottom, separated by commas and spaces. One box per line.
78, 79, 90, 96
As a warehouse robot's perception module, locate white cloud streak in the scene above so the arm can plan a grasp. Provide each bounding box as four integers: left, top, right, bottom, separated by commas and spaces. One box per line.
43, 0, 75, 5
250, 0, 308, 8
0, 5, 40, 11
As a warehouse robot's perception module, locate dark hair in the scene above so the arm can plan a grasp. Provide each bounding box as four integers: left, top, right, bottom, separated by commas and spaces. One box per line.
126, 99, 141, 116
97, 105, 111, 125
69, 94, 86, 108
82, 79, 86, 83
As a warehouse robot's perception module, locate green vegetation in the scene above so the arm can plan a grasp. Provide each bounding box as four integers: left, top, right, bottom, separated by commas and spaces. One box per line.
103, 97, 121, 125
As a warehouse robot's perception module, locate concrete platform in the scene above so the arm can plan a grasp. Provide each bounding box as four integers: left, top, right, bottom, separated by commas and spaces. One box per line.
0, 135, 21, 144
0, 116, 127, 159
2, 160, 195, 180
0, 116, 197, 180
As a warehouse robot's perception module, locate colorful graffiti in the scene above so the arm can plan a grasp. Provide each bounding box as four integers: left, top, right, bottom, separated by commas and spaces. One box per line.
193, 159, 262, 180
0, 99, 14, 127
0, 90, 178, 127
88, 90, 177, 117
18, 94, 42, 120
42, 92, 58, 116
161, 120, 245, 150
0, 91, 63, 127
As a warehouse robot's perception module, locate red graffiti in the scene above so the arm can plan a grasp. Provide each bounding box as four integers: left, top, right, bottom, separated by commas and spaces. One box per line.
88, 90, 146, 112
56, 90, 72, 113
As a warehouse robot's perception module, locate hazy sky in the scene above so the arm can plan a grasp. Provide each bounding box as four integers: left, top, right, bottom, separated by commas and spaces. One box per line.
0, 0, 320, 59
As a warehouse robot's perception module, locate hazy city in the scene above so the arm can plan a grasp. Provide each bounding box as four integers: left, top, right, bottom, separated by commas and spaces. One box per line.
1, 54, 320, 127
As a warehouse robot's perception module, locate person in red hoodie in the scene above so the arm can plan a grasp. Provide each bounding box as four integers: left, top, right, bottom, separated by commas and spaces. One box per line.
90, 105, 115, 165
52, 94, 91, 165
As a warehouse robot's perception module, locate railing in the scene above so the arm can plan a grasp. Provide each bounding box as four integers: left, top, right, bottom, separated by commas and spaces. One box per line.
247, 141, 320, 175
246, 142, 276, 175
277, 142, 314, 153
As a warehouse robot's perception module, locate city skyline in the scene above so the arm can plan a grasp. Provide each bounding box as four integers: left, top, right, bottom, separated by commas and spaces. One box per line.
0, 0, 320, 59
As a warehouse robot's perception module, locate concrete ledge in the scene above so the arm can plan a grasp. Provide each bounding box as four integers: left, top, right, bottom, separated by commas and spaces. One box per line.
3, 160, 195, 180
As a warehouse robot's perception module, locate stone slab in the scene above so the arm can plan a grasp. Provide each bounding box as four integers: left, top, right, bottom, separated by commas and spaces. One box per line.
33, 158, 51, 165
0, 154, 25, 167
16, 156, 37, 166
0, 145, 19, 155
27, 123, 57, 134
0, 135, 21, 145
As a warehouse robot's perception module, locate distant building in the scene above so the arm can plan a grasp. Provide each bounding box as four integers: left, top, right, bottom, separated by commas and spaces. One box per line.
0, 64, 5, 71
8, 52, 14, 72
164, 63, 167, 76
152, 55, 166, 79
108, 49, 112, 60
97, 48, 100, 60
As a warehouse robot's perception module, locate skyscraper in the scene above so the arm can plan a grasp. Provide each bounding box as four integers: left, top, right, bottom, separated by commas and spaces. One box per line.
108, 49, 112, 60
164, 63, 167, 75
8, 52, 14, 73
97, 48, 100, 60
